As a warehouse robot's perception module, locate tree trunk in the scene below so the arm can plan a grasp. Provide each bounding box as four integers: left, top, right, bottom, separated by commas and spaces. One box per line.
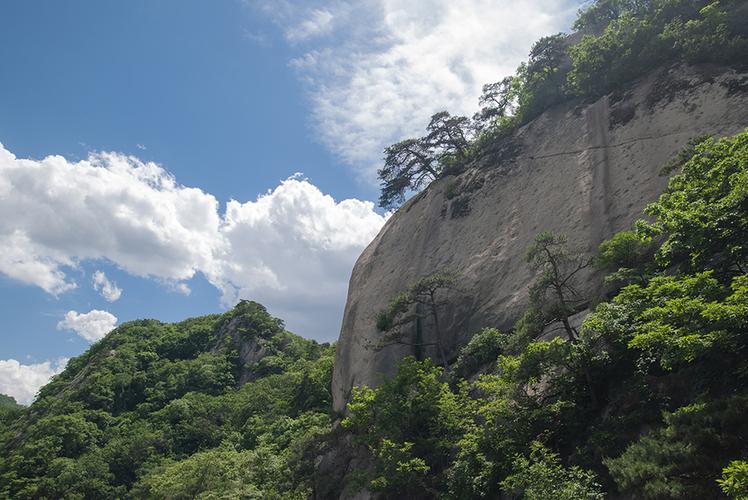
560, 315, 577, 343
581, 359, 599, 409
429, 296, 449, 368
414, 304, 424, 361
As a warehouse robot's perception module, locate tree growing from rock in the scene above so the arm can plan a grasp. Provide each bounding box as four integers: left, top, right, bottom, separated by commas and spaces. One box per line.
374, 272, 457, 367
473, 76, 517, 131
525, 231, 592, 343
378, 112, 470, 209
423, 111, 470, 156
516, 33, 570, 121
525, 231, 600, 407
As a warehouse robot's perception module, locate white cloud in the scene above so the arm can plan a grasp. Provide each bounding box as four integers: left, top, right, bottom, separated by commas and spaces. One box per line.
259, 0, 583, 177
2, 1, 580, 341
92, 270, 122, 302
210, 175, 386, 338
172, 282, 192, 296
0, 230, 77, 295
0, 358, 67, 405
0, 144, 386, 340
286, 8, 335, 43
57, 310, 118, 343
0, 144, 224, 294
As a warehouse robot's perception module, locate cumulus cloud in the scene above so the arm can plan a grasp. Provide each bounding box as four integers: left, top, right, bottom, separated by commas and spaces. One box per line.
0, 144, 386, 340
0, 230, 77, 295
92, 270, 122, 302
1, 0, 578, 340
256, 0, 582, 177
172, 282, 192, 296
0, 358, 67, 405
211, 175, 386, 338
0, 145, 223, 294
57, 310, 118, 343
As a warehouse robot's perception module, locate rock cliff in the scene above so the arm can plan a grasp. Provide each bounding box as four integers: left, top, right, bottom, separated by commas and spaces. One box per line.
333, 63, 748, 413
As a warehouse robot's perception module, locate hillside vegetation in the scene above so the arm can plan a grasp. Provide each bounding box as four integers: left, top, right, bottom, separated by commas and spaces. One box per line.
2, 0, 747, 498
0, 301, 334, 498
4, 130, 746, 499
344, 130, 748, 498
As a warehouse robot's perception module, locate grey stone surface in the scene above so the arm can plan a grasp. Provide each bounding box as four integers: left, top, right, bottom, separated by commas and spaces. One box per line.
332, 64, 748, 413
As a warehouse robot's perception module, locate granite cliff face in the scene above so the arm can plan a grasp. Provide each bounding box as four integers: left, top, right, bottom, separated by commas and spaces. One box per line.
333, 63, 748, 413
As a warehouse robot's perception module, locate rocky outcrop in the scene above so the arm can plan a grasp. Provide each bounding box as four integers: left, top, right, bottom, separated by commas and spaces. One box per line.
211, 313, 270, 385
333, 63, 748, 413
209, 301, 290, 385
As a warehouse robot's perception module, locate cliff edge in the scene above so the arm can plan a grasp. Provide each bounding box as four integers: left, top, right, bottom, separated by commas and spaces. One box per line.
333, 63, 748, 413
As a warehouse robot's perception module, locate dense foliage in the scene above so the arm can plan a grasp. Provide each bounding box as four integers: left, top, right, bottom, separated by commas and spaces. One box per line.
3, 135, 747, 499
344, 130, 748, 498
4, 2, 746, 497
0, 301, 334, 499
0, 394, 22, 425
377, 0, 748, 208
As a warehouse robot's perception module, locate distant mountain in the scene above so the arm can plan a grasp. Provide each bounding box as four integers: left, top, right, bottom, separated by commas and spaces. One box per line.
0, 301, 334, 498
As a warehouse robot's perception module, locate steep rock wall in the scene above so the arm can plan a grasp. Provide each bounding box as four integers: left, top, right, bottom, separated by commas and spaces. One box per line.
333, 64, 748, 413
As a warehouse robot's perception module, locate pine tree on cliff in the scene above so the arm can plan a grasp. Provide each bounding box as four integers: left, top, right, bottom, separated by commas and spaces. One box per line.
525, 231, 599, 407
525, 231, 592, 343
378, 112, 470, 209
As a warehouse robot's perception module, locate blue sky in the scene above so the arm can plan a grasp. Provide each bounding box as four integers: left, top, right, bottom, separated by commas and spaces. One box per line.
0, 0, 583, 403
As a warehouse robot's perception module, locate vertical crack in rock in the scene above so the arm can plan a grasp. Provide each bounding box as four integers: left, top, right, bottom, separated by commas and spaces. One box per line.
332, 64, 748, 414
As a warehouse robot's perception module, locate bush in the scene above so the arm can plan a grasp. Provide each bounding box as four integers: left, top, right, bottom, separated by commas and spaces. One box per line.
501, 442, 604, 500
718, 460, 748, 499
451, 328, 506, 380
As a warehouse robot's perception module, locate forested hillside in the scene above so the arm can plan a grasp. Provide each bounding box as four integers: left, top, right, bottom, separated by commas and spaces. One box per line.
0, 301, 334, 498
2, 0, 748, 498
340, 131, 748, 498
5, 131, 745, 500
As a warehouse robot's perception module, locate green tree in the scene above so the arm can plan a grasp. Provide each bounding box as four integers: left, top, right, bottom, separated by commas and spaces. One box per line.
638, 131, 748, 275
573, 0, 650, 33
516, 34, 570, 121
525, 232, 602, 407
378, 112, 470, 208
0, 301, 334, 500
133, 447, 265, 499
606, 398, 748, 499
0, 394, 22, 424
501, 442, 604, 500
662, 1, 748, 63
473, 77, 516, 131
526, 232, 592, 342
450, 328, 506, 380
597, 230, 656, 286
343, 357, 470, 497
378, 138, 436, 209
719, 460, 748, 500
375, 273, 457, 366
